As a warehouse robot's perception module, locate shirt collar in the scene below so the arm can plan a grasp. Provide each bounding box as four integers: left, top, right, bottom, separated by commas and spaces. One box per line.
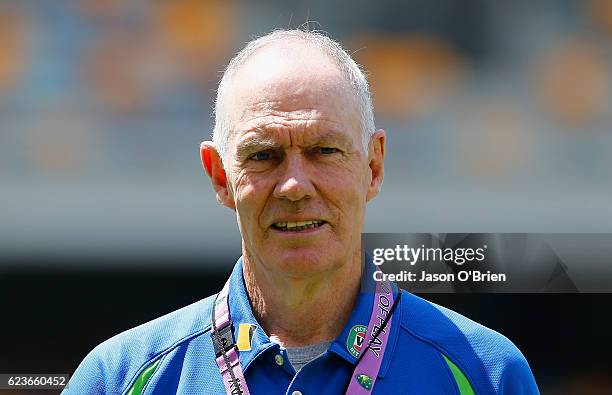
225, 255, 401, 378
226, 256, 276, 372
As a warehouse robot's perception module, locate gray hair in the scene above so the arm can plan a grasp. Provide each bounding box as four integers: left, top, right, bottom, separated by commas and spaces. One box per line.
212, 29, 376, 166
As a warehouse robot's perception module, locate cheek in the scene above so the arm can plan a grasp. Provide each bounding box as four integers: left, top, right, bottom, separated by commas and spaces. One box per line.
233, 173, 275, 226
319, 172, 368, 226
317, 161, 369, 200
326, 163, 369, 229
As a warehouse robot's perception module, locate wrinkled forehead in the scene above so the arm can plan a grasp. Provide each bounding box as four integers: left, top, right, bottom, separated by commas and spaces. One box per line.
224, 42, 361, 139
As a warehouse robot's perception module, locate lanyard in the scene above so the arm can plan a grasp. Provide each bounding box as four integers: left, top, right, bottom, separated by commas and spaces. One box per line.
211, 273, 398, 395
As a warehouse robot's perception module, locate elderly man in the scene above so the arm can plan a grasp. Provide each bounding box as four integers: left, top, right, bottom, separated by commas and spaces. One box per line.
66, 30, 539, 394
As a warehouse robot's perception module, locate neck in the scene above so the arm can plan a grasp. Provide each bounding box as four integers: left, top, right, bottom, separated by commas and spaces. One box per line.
242, 251, 362, 348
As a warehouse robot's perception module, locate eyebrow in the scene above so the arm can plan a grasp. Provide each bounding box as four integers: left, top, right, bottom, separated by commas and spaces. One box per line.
314, 132, 353, 147
234, 130, 353, 162
234, 137, 279, 162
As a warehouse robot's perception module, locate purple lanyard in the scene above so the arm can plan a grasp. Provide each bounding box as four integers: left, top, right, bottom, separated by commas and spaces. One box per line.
211, 275, 397, 395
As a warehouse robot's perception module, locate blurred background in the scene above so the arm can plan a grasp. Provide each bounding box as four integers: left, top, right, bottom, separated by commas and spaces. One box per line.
1, 0, 611, 394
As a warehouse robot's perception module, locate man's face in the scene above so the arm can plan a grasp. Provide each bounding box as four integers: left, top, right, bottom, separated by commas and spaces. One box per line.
209, 44, 384, 277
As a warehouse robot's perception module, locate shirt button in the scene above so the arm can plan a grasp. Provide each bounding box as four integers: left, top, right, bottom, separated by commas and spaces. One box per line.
274, 354, 284, 366
291, 391, 303, 395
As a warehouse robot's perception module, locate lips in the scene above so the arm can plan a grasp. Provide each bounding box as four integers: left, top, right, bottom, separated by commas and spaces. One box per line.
271, 220, 326, 231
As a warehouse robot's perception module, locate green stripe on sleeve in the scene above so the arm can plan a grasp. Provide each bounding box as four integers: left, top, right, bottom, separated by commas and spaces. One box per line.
126, 359, 161, 395
442, 354, 475, 395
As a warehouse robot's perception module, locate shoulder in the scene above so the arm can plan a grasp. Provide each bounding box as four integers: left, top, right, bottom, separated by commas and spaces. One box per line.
64, 295, 216, 395
397, 290, 539, 394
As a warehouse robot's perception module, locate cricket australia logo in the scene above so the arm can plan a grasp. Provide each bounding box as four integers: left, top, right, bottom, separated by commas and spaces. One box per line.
347, 324, 367, 358
355, 373, 373, 391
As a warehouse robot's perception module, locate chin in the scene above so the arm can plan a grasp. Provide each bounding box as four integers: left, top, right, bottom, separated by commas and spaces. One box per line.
267, 248, 339, 276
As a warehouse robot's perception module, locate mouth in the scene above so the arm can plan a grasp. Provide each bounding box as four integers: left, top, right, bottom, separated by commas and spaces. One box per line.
271, 220, 326, 232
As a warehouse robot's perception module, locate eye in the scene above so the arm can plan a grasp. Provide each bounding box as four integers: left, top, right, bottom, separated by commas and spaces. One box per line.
250, 151, 272, 161
318, 147, 339, 155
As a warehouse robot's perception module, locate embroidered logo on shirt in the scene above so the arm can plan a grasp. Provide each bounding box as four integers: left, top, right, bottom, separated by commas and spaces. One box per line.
347, 324, 367, 358
355, 373, 373, 390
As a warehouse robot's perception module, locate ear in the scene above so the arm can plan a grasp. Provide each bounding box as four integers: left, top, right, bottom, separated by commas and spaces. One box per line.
366, 129, 386, 202
200, 141, 236, 210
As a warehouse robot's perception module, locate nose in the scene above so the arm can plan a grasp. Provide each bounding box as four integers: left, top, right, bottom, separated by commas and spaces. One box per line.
273, 152, 316, 202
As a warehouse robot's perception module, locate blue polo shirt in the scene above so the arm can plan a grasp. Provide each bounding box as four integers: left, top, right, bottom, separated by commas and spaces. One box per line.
65, 256, 539, 394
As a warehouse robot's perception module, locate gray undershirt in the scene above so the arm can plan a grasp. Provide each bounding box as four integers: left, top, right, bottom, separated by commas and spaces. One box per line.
284, 341, 332, 372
